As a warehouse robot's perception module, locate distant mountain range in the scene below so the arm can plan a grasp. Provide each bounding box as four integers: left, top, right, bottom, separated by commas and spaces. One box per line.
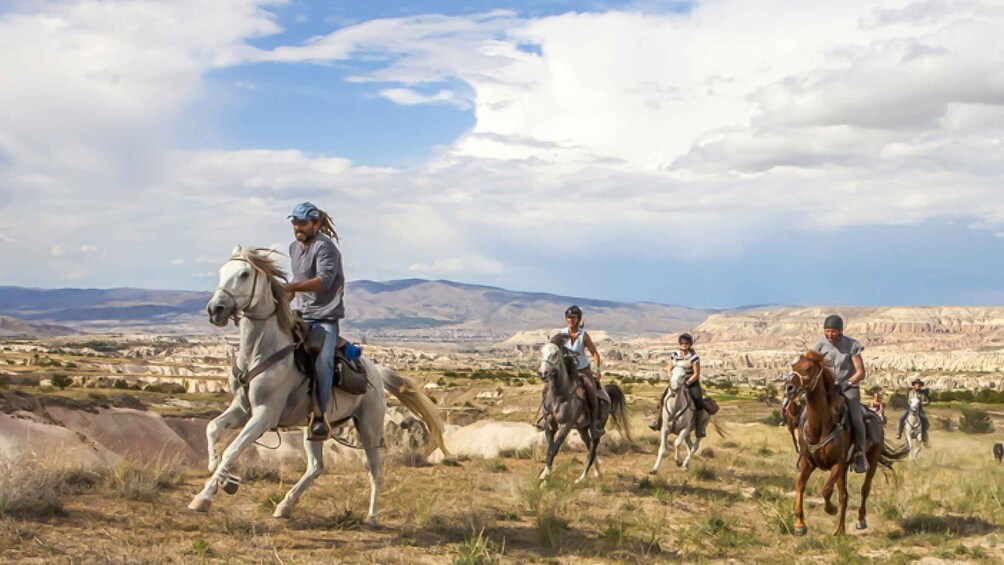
0, 281, 714, 338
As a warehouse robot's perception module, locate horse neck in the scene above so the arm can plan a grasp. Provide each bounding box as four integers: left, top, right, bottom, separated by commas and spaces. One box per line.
803, 372, 838, 438
238, 315, 291, 370
552, 359, 574, 400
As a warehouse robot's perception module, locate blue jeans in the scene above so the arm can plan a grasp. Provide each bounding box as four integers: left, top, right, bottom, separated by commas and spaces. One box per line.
307, 320, 339, 414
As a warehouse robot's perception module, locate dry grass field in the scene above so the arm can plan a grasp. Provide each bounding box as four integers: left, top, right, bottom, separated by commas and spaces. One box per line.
1, 374, 1003, 564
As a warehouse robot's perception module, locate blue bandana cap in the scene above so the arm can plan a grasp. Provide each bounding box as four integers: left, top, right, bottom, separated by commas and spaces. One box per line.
288, 201, 321, 221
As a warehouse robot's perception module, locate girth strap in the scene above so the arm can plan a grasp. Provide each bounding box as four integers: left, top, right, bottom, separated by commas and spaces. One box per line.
233, 344, 295, 392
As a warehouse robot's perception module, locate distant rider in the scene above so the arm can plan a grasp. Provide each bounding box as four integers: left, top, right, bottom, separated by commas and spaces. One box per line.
284, 202, 345, 440
649, 333, 708, 438
897, 378, 931, 445
814, 315, 869, 474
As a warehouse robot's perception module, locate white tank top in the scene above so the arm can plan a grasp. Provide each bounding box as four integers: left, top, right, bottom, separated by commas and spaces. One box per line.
561, 328, 590, 370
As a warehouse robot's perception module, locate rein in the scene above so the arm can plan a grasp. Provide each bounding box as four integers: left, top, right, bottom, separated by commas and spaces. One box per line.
216, 258, 278, 325
232, 344, 296, 393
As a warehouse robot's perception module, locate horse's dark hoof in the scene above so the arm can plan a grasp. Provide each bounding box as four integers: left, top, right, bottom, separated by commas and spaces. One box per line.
648, 469, 657, 475
824, 504, 837, 516
855, 520, 867, 530
793, 525, 807, 537
222, 476, 241, 495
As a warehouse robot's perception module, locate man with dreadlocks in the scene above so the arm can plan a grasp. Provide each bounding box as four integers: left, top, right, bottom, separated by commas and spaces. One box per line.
285, 201, 344, 440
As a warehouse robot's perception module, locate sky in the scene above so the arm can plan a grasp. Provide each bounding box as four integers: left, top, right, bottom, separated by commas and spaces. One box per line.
1, 0, 1003, 308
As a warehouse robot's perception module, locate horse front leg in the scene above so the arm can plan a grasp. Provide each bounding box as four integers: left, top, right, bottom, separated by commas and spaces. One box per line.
539, 424, 572, 481
273, 429, 324, 519
206, 397, 249, 473
682, 434, 701, 470
834, 464, 849, 536
822, 465, 841, 515
649, 407, 670, 475
189, 407, 275, 513
673, 427, 690, 467
793, 457, 813, 536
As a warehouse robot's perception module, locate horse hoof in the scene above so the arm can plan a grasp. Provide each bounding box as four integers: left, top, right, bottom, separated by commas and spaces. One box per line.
365, 516, 379, 528
825, 504, 838, 516
188, 497, 212, 513
855, 520, 867, 530
793, 525, 807, 537
221, 477, 241, 495
675, 460, 683, 467
647, 469, 657, 475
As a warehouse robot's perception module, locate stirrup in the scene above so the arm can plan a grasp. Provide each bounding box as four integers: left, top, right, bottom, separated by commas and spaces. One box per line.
308, 412, 330, 442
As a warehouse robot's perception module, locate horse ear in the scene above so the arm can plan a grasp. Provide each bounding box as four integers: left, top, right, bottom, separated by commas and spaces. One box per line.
231, 244, 242, 257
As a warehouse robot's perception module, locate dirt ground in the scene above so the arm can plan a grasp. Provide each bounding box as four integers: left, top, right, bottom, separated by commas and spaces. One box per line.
1, 376, 1003, 564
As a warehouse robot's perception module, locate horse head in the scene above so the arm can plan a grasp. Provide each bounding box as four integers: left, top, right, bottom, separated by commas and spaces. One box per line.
788, 351, 829, 396
668, 363, 689, 393
908, 394, 921, 412
207, 246, 283, 327
538, 342, 563, 383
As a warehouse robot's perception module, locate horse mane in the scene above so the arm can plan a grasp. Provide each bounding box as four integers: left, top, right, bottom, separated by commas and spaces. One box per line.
235, 247, 296, 335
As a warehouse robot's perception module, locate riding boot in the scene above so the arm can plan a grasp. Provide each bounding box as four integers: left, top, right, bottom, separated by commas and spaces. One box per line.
853, 451, 868, 473
581, 374, 604, 437
695, 411, 707, 438
649, 386, 669, 431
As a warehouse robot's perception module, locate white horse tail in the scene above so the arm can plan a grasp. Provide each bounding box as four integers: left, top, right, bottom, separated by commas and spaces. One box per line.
710, 415, 729, 438
379, 366, 451, 458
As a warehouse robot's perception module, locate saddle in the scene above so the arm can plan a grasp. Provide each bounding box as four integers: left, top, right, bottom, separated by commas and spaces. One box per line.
292, 318, 369, 396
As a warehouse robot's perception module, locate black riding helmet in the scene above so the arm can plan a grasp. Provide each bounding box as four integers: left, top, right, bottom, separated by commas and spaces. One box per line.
824, 315, 844, 331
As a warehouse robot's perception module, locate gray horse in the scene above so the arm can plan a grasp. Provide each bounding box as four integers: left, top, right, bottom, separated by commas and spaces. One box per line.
537, 342, 631, 483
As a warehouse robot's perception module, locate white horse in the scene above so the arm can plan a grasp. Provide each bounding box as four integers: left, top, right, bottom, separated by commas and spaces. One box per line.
649, 362, 720, 473
188, 246, 448, 524
905, 393, 923, 459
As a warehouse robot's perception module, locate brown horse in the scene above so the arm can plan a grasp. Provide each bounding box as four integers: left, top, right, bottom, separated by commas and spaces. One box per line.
786, 351, 907, 536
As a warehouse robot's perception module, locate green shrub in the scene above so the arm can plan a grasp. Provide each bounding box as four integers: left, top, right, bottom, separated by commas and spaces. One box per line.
959, 408, 994, 434
50, 374, 73, 389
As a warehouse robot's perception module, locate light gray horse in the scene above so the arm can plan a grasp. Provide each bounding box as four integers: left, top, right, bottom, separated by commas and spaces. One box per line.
649, 363, 723, 473
189, 247, 448, 524
537, 342, 631, 483
905, 392, 924, 459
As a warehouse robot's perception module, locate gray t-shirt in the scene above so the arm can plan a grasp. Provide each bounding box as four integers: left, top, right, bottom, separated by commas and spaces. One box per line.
814, 335, 864, 384
289, 234, 344, 321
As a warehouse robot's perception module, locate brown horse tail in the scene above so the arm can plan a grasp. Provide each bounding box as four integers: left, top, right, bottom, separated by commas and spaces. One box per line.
380, 366, 451, 458
878, 440, 909, 469
604, 384, 633, 443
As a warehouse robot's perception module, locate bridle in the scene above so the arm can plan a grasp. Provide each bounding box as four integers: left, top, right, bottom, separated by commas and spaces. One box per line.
788, 363, 824, 397
215, 257, 277, 325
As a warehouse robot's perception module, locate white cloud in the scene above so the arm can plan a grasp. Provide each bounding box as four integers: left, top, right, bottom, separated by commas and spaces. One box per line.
378, 87, 468, 108
50, 244, 106, 260
1, 0, 1004, 293
408, 256, 505, 276
0, 234, 13, 244
170, 259, 185, 266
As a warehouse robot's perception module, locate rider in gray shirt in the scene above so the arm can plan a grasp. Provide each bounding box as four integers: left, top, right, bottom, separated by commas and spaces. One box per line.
814, 314, 869, 474
284, 201, 344, 439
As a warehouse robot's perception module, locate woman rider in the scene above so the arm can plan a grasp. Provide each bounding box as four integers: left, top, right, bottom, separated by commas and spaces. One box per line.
556, 305, 605, 437
649, 333, 708, 438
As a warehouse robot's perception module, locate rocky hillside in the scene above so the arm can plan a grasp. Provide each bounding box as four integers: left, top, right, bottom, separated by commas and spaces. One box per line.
0, 282, 712, 338
0, 316, 78, 338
